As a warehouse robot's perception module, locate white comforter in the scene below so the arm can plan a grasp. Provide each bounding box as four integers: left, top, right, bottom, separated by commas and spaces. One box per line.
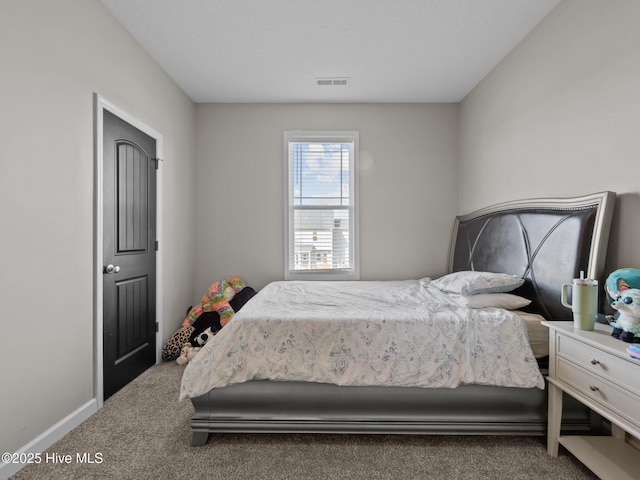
179, 280, 544, 400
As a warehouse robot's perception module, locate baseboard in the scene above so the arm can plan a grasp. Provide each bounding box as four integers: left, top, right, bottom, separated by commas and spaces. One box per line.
0, 399, 97, 480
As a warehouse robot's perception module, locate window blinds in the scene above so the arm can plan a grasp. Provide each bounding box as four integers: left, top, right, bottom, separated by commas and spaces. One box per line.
285, 133, 357, 277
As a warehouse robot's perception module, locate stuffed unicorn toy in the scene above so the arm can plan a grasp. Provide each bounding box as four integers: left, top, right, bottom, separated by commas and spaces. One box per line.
605, 268, 640, 343
609, 289, 640, 343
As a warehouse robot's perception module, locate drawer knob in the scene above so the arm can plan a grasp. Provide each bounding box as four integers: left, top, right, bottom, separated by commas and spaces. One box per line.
589, 385, 599, 392
590, 358, 600, 365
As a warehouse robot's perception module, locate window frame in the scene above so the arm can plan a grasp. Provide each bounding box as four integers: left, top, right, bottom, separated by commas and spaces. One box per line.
283, 130, 360, 281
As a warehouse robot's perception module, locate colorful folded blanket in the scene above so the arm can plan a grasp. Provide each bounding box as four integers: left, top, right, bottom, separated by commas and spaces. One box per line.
628, 344, 640, 359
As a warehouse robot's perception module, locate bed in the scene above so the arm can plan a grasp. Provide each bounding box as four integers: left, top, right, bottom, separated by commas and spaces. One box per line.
181, 191, 616, 446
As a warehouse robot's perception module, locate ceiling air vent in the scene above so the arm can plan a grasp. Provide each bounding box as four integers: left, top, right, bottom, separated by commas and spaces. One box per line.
316, 77, 350, 86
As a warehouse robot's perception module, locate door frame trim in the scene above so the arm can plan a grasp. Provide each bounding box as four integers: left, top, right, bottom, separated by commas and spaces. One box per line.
93, 94, 164, 408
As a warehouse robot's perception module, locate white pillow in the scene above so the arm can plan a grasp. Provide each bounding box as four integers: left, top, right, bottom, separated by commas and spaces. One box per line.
451, 293, 531, 309
431, 271, 524, 296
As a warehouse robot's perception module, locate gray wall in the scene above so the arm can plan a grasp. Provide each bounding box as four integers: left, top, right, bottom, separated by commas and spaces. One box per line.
194, 104, 459, 293
459, 0, 640, 273
0, 0, 197, 455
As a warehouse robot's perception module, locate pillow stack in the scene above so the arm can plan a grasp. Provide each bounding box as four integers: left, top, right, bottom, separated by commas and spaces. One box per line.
430, 270, 530, 310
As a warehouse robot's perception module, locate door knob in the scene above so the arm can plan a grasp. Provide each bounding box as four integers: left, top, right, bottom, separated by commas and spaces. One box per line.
104, 264, 120, 274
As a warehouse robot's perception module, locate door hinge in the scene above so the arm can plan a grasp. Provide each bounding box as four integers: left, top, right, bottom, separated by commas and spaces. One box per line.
155, 322, 159, 333
154, 158, 163, 169
155, 240, 159, 251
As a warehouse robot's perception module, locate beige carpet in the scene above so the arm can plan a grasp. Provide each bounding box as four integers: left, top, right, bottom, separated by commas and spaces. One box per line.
13, 361, 597, 480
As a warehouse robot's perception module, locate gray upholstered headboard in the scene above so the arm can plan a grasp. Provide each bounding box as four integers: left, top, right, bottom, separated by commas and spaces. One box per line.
449, 192, 616, 321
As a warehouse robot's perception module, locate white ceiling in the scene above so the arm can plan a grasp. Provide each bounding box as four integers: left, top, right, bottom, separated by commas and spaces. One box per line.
99, 0, 561, 104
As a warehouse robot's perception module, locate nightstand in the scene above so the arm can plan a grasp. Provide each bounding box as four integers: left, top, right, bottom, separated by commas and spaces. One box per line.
543, 321, 640, 480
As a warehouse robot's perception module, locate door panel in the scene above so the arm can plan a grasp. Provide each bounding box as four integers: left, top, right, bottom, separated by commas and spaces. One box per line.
115, 275, 149, 363
117, 142, 149, 253
103, 110, 156, 399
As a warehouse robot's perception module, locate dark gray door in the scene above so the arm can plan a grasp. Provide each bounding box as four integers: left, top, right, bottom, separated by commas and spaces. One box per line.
103, 109, 157, 399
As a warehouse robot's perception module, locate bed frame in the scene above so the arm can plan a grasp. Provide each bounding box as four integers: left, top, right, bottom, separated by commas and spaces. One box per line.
190, 191, 616, 445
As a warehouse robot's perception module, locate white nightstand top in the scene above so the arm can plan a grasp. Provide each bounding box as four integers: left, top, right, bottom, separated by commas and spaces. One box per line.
542, 321, 638, 362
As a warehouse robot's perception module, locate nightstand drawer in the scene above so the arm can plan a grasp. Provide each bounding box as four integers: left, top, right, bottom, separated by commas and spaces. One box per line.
556, 334, 640, 396
557, 357, 640, 429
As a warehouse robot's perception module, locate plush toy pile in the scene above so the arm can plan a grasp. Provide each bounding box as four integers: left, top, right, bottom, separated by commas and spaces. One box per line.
183, 276, 246, 329
161, 276, 257, 363
605, 268, 640, 343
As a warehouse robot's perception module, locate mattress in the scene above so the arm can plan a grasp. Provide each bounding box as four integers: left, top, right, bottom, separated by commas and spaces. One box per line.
517, 310, 549, 359
180, 280, 545, 399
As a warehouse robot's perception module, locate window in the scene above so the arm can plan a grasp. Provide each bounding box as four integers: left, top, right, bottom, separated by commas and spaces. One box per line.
284, 131, 359, 280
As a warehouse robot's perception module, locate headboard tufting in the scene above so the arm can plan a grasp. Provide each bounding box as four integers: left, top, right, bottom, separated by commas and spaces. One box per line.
449, 192, 616, 321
